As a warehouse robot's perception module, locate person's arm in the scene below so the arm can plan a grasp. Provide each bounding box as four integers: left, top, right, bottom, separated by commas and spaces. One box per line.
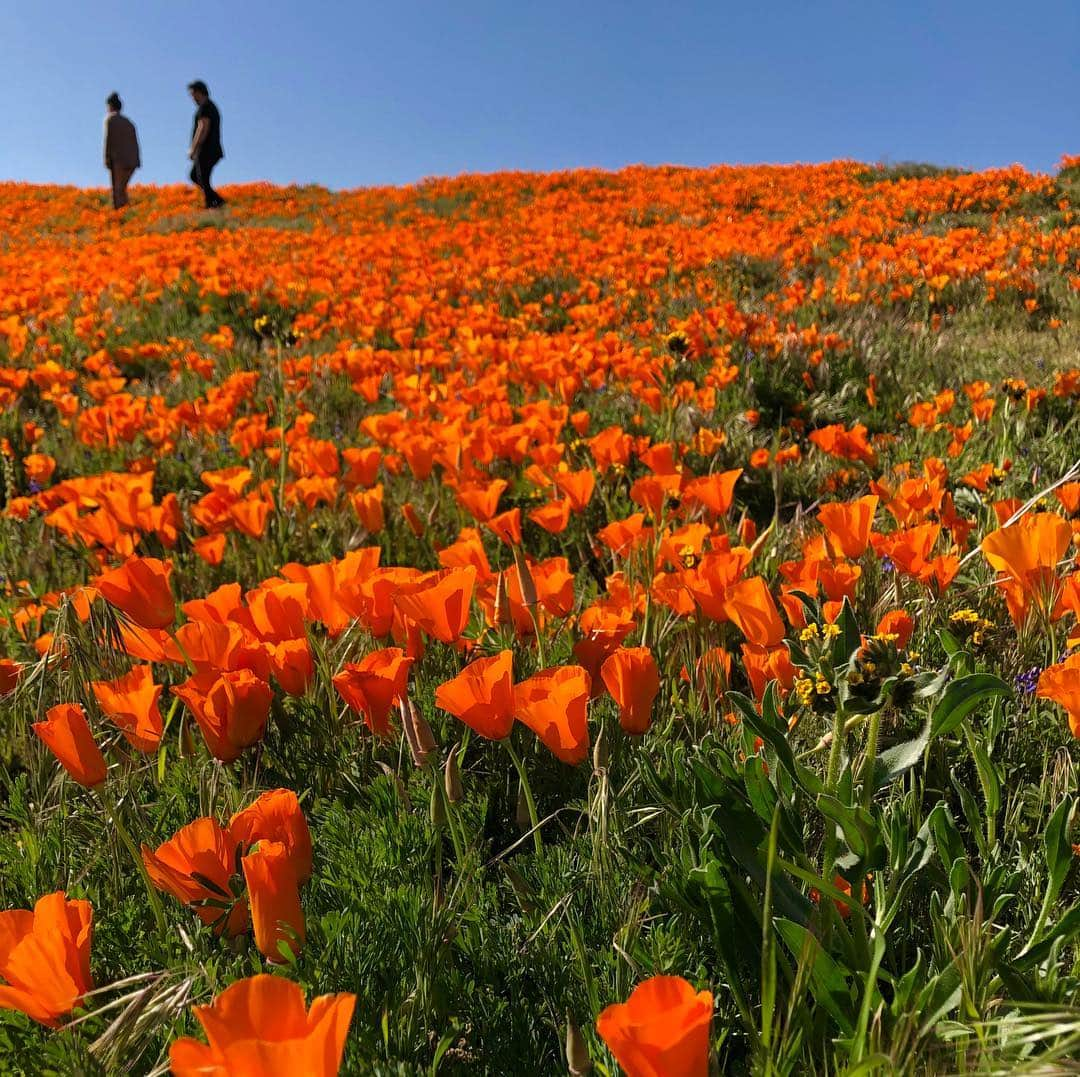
189, 117, 210, 160
104, 117, 112, 170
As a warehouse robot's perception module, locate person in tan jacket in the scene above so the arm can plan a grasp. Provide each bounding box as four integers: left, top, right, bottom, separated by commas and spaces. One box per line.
104, 93, 140, 209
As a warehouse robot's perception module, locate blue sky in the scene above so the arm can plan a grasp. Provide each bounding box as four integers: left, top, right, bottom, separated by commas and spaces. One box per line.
3, 0, 1077, 189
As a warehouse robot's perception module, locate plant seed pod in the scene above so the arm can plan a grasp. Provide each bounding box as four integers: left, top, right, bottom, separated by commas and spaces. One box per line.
444, 748, 464, 803
430, 779, 447, 829
401, 698, 436, 768
565, 1015, 592, 1075
592, 725, 609, 773
493, 570, 511, 627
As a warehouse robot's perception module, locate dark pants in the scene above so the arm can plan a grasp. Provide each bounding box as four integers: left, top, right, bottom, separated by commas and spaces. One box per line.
110, 165, 135, 209
190, 154, 224, 208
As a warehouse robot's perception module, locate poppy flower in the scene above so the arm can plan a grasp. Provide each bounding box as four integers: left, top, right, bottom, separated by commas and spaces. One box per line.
90, 665, 164, 752
173, 669, 274, 762
723, 576, 786, 647
597, 975, 713, 1077
513, 665, 591, 764
142, 817, 248, 937
242, 841, 305, 961
0, 892, 93, 1028
168, 974, 355, 1077
981, 512, 1072, 624
0, 658, 21, 696
601, 647, 661, 734
95, 556, 176, 630
681, 469, 742, 517
1037, 653, 1080, 737
33, 703, 107, 787
435, 650, 515, 740
333, 648, 413, 736
394, 566, 477, 643
230, 789, 313, 884
818, 494, 878, 559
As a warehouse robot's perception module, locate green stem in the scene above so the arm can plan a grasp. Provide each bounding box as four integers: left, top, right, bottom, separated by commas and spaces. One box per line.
95, 787, 167, 939
504, 738, 543, 854
860, 708, 883, 813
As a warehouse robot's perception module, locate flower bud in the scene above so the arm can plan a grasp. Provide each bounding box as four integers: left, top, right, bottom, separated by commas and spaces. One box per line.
444, 748, 464, 803
493, 570, 511, 628
401, 698, 436, 768
430, 780, 447, 829
511, 544, 538, 609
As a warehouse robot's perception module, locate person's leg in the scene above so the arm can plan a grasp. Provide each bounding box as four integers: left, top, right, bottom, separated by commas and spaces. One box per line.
111, 166, 128, 209
202, 158, 225, 207
191, 158, 214, 208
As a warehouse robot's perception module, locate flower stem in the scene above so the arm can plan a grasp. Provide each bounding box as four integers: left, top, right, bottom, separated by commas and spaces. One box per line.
504, 737, 542, 854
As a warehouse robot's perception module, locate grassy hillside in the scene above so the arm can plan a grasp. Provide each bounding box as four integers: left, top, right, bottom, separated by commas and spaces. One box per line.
0, 158, 1078, 1075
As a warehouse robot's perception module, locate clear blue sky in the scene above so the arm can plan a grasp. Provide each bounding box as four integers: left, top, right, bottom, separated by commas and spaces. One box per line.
3, 0, 1077, 189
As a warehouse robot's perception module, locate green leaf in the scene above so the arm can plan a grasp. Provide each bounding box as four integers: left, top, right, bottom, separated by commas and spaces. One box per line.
1043, 796, 1076, 911
728, 687, 823, 796
875, 718, 931, 789
930, 674, 1010, 737
816, 794, 876, 860
775, 918, 856, 1034
830, 597, 863, 671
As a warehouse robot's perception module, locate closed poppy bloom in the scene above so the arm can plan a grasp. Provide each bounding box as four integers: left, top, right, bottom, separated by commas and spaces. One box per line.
230, 789, 313, 884
874, 609, 914, 650
682, 469, 742, 517
90, 665, 164, 752
0, 892, 93, 1028
435, 650, 515, 740
597, 975, 713, 1077
173, 669, 274, 763
332, 648, 413, 737
513, 665, 591, 765
266, 638, 316, 697
487, 507, 522, 546
723, 576, 786, 647
818, 494, 879, 559
553, 468, 596, 513
33, 703, 107, 787
601, 647, 661, 735
528, 498, 572, 534
142, 817, 248, 937
242, 841, 306, 961
169, 974, 355, 1077
394, 566, 477, 643
193, 533, 226, 566
0, 658, 21, 697
95, 556, 176, 630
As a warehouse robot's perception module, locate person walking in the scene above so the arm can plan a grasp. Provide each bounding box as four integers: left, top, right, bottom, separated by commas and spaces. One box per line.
103, 93, 140, 209
187, 80, 225, 208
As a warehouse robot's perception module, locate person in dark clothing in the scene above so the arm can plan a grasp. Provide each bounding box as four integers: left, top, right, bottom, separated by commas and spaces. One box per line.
103, 92, 141, 209
187, 80, 225, 208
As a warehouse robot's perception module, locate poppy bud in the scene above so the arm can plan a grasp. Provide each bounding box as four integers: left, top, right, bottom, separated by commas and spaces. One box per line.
565, 1015, 592, 1075
401, 698, 436, 768
401, 502, 425, 537
493, 571, 511, 628
444, 747, 464, 803
430, 780, 447, 829
515, 780, 532, 830
512, 544, 538, 609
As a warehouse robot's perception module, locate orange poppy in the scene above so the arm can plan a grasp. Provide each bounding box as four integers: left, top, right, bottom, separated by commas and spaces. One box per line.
982, 512, 1072, 624
513, 665, 591, 764
597, 975, 713, 1077
682, 468, 741, 517
230, 788, 313, 885
601, 646, 661, 734
332, 648, 413, 736
242, 841, 305, 961
169, 974, 355, 1077
0, 658, 21, 697
90, 665, 164, 752
142, 817, 249, 936
95, 556, 176, 630
0, 892, 93, 1028
723, 576, 786, 647
818, 494, 878, 559
173, 669, 274, 762
1037, 653, 1080, 737
393, 566, 476, 643
33, 703, 107, 787
435, 649, 515, 740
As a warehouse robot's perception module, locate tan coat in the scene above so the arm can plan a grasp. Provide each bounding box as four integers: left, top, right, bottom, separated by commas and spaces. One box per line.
104, 113, 140, 170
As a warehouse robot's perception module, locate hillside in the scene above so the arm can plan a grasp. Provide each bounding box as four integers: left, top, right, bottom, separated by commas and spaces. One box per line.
0, 159, 1079, 1074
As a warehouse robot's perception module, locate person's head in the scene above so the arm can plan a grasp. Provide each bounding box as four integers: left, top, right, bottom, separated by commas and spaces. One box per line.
187, 80, 209, 104
106, 92, 122, 113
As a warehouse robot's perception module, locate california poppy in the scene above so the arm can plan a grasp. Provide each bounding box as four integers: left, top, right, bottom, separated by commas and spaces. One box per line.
513, 665, 591, 764
95, 556, 176, 630
333, 648, 413, 737
169, 974, 355, 1077
723, 576, 786, 647
394, 566, 476, 643
597, 975, 713, 1077
818, 494, 878, 559
230, 789, 313, 884
33, 703, 107, 787
90, 665, 164, 752
0, 892, 93, 1028
982, 512, 1072, 625
242, 841, 305, 961
1037, 653, 1080, 737
601, 647, 661, 734
173, 669, 274, 762
141, 817, 248, 936
435, 650, 515, 740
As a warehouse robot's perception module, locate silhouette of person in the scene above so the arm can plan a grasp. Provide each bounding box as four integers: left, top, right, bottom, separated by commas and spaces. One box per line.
187, 80, 225, 208
103, 93, 140, 209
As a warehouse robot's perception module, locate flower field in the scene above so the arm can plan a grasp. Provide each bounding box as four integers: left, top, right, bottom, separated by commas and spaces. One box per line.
0, 157, 1079, 1074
